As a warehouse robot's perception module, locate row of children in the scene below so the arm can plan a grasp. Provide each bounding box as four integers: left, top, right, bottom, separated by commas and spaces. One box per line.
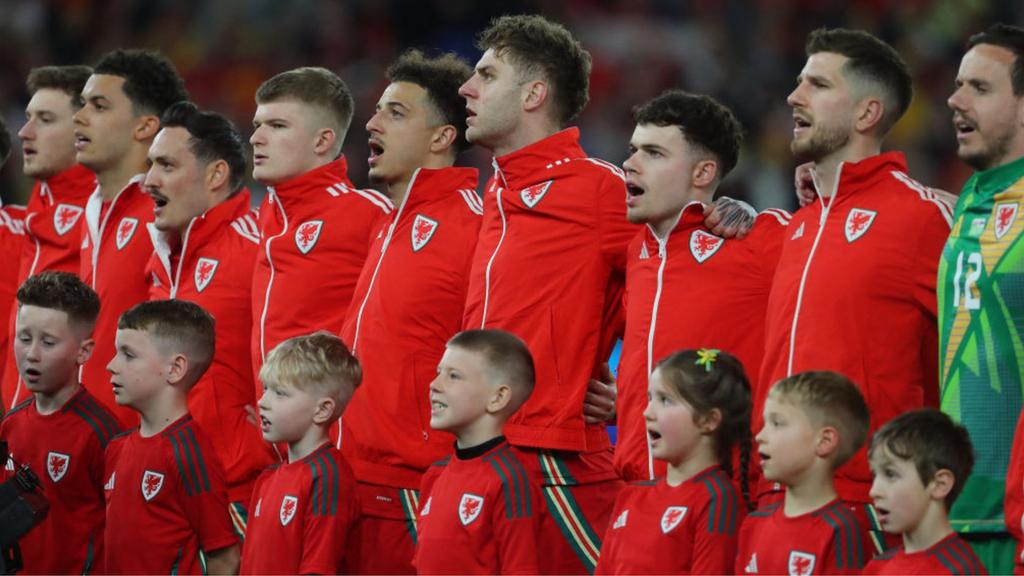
1, 270, 986, 574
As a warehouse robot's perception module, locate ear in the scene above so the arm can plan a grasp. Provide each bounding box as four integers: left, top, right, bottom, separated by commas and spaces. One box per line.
311, 397, 337, 425
697, 408, 723, 435
429, 124, 458, 155
166, 353, 190, 386
855, 97, 885, 134
134, 115, 161, 142
312, 127, 337, 157
928, 468, 955, 502
486, 383, 513, 414
205, 159, 231, 193
815, 426, 841, 458
522, 80, 549, 114
76, 338, 95, 366
691, 159, 719, 189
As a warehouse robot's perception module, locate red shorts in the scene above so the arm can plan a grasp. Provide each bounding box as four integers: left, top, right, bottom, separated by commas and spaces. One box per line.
517, 447, 624, 574
341, 482, 419, 575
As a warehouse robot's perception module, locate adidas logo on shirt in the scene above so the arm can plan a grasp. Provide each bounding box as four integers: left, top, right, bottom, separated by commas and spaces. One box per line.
104, 472, 116, 490
745, 553, 758, 573
4, 458, 13, 472
791, 222, 805, 240
612, 509, 628, 529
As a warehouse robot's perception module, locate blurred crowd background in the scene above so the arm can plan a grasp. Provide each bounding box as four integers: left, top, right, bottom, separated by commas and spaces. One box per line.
2, 0, 1023, 210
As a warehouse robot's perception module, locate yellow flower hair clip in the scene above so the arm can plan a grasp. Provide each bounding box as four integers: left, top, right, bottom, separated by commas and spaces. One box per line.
695, 349, 720, 372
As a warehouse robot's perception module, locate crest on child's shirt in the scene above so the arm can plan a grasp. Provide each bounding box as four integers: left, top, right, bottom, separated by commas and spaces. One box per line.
994, 202, 1019, 240
46, 451, 70, 483
660, 506, 687, 533
420, 497, 432, 516
787, 551, 816, 576
294, 220, 324, 255
280, 495, 299, 526
459, 493, 484, 526
53, 204, 83, 236
141, 470, 165, 501
115, 217, 139, 250
690, 230, 724, 263
520, 181, 553, 208
612, 509, 628, 529
844, 208, 876, 243
194, 258, 218, 292
411, 214, 439, 252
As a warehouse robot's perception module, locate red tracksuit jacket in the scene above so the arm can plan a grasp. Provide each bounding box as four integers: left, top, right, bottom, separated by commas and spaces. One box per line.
615, 204, 789, 482
147, 189, 276, 503
4, 163, 95, 410
251, 157, 392, 382
462, 128, 638, 452
79, 175, 154, 425
339, 166, 481, 489
0, 202, 25, 408
760, 152, 953, 502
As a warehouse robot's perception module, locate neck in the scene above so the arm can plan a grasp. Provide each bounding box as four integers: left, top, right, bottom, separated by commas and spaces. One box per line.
138, 394, 189, 437
492, 119, 560, 158
782, 469, 837, 516
902, 505, 954, 553
34, 381, 80, 415
288, 426, 330, 462
811, 139, 881, 198
665, 444, 718, 487
96, 148, 149, 201
454, 418, 504, 450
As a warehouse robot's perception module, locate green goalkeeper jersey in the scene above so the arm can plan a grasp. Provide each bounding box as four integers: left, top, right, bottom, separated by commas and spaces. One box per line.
939, 155, 1024, 533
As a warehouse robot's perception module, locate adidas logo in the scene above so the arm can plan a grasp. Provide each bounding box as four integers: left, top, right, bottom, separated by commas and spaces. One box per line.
791, 222, 805, 240
745, 553, 758, 574
421, 497, 432, 516
4, 458, 13, 472
612, 509, 628, 529
104, 472, 115, 490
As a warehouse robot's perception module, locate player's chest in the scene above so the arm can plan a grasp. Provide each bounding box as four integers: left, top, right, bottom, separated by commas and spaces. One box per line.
606, 503, 695, 566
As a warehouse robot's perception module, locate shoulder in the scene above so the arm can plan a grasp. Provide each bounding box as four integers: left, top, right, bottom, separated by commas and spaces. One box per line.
227, 209, 261, 245
755, 208, 793, 228
812, 501, 867, 569
332, 182, 395, 215
303, 447, 351, 516
692, 468, 742, 533
572, 157, 626, 182
3, 398, 34, 421
482, 445, 537, 518
926, 535, 986, 575
160, 418, 217, 494
449, 187, 484, 217
65, 392, 125, 448
882, 170, 955, 227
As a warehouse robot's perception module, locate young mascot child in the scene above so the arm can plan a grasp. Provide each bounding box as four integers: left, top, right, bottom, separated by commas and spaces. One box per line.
414, 329, 543, 574
597, 349, 752, 574
863, 409, 986, 574
103, 300, 239, 575
240, 332, 360, 575
0, 271, 122, 574
737, 371, 870, 575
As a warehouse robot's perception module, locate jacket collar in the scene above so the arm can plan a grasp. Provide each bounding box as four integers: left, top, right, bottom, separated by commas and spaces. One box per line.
967, 154, 1024, 196
40, 164, 95, 205
492, 127, 585, 188
400, 166, 479, 212
816, 151, 908, 205
643, 201, 706, 246
269, 156, 355, 207
85, 173, 146, 240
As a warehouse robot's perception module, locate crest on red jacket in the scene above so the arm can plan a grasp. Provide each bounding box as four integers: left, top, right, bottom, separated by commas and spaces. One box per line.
690, 230, 724, 263
459, 493, 484, 526
46, 451, 70, 483
295, 220, 323, 254
411, 214, 439, 252
280, 495, 298, 526
660, 505, 688, 533
141, 470, 164, 501
520, 181, 552, 208
994, 202, 1018, 240
787, 551, 816, 576
844, 208, 876, 243
53, 204, 83, 236
194, 258, 219, 292
115, 217, 139, 250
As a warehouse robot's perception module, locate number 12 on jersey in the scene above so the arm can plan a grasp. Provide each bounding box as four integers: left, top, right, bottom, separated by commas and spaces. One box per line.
952, 251, 982, 310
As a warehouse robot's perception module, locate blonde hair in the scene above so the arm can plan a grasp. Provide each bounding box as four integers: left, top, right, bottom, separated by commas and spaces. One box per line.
260, 331, 361, 414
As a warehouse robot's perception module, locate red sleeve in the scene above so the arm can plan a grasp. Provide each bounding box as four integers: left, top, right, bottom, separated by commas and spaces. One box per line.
419, 462, 446, 510
596, 171, 635, 274
690, 497, 741, 575
751, 210, 791, 273
178, 438, 238, 554
492, 480, 542, 575
910, 204, 951, 407
297, 472, 357, 575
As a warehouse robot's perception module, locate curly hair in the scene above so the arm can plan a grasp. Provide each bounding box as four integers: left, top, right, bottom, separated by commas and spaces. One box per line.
17, 271, 101, 332
94, 49, 188, 117
387, 49, 474, 153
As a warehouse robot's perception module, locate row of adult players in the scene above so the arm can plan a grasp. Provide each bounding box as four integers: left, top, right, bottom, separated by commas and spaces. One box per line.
0, 14, 1022, 575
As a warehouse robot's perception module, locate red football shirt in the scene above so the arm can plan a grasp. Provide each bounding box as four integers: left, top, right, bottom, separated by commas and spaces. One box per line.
0, 202, 26, 399
862, 533, 986, 574
596, 466, 746, 575
0, 388, 122, 574
415, 439, 542, 574
240, 443, 358, 575
103, 414, 237, 575
736, 499, 867, 575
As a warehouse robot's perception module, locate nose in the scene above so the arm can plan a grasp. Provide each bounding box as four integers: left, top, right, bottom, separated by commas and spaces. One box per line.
73, 106, 87, 127
947, 87, 965, 112
249, 126, 264, 147
786, 83, 804, 108
754, 424, 767, 445
17, 119, 34, 140
106, 356, 118, 375
143, 166, 160, 190
257, 388, 269, 410
24, 340, 41, 361
642, 398, 654, 421
429, 374, 444, 395
623, 151, 639, 174
458, 77, 476, 100
869, 475, 883, 500
366, 110, 382, 135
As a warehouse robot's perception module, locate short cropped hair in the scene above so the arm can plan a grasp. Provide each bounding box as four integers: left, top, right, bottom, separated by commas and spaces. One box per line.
634, 90, 745, 182
870, 409, 975, 509
256, 67, 354, 154
387, 49, 474, 153
17, 271, 101, 334
259, 331, 361, 416
770, 371, 870, 469
447, 329, 535, 413
94, 49, 188, 117
118, 300, 215, 387
806, 27, 912, 135
27, 65, 93, 108
0, 116, 10, 167
161, 101, 247, 194
477, 14, 591, 127
967, 23, 1024, 96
